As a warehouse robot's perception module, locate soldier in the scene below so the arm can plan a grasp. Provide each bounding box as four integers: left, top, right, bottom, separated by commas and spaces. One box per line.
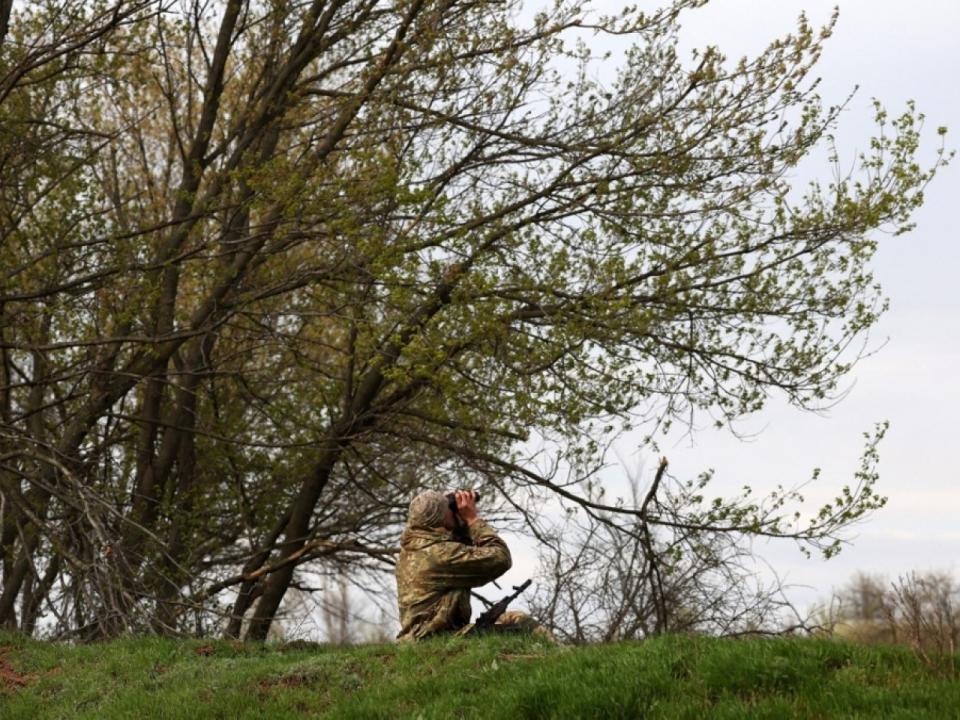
396, 489, 545, 641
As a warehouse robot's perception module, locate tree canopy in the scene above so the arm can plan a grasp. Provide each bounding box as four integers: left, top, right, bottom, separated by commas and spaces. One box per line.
0, 0, 948, 641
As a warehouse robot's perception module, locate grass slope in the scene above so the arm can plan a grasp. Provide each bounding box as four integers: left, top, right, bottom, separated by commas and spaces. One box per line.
1, 631, 958, 719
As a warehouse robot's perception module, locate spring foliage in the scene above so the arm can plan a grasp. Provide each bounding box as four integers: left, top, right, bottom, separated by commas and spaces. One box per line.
0, 0, 949, 639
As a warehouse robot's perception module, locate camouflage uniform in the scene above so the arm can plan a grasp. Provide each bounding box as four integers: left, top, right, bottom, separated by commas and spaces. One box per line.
395, 518, 511, 641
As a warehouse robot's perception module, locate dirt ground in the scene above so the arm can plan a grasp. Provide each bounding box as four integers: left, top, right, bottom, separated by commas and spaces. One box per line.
0, 649, 31, 693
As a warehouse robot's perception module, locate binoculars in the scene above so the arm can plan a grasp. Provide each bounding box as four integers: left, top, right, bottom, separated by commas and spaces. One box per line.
445, 490, 480, 514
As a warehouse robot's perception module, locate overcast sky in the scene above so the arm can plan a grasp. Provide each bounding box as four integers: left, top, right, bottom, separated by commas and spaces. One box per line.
495, 0, 960, 617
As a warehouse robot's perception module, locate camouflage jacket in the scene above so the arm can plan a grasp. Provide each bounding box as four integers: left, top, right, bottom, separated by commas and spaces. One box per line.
395, 519, 511, 641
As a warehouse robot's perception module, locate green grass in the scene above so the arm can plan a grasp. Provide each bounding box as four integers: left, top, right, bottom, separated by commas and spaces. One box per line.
1, 631, 958, 719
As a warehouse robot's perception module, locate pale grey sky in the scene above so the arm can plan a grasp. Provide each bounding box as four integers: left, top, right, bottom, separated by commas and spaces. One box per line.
496, 0, 960, 616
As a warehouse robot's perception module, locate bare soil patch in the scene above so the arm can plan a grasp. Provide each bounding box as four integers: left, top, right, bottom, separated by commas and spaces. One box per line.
0, 650, 31, 693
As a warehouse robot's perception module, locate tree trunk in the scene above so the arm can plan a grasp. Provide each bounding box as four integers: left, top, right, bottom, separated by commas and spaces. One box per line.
243, 444, 342, 641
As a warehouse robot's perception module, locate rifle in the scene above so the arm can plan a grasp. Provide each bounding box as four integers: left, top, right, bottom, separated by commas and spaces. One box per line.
471, 579, 532, 632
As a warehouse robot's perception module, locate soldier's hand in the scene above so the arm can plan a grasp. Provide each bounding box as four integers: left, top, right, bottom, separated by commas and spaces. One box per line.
455, 490, 479, 525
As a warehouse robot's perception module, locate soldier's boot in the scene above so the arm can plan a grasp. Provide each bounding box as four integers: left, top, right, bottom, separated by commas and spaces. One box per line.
491, 610, 557, 642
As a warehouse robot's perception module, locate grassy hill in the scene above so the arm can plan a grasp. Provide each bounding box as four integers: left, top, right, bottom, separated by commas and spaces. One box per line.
1, 631, 958, 719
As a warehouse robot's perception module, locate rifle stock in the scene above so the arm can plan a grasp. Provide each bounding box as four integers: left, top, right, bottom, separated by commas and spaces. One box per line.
472, 579, 533, 632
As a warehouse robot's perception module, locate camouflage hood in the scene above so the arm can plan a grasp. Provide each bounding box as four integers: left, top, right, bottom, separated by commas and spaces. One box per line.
399, 526, 451, 551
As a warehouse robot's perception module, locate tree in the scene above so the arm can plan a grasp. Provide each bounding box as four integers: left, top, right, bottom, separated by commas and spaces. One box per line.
0, 0, 948, 640
529, 427, 894, 643
816, 570, 960, 667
